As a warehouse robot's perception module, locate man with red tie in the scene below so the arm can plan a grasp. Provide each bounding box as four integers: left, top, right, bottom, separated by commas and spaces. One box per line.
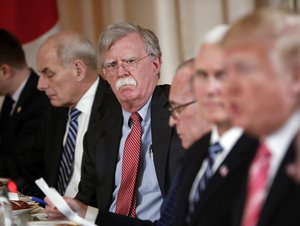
45, 22, 184, 224
222, 8, 300, 226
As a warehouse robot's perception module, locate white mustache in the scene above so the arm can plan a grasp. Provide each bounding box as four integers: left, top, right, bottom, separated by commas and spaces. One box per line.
116, 76, 137, 90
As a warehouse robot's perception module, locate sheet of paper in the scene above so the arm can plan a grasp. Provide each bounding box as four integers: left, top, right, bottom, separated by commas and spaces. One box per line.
35, 178, 96, 226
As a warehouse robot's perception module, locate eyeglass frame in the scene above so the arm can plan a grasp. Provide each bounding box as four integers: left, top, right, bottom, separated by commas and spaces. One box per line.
168, 100, 197, 120
101, 54, 151, 77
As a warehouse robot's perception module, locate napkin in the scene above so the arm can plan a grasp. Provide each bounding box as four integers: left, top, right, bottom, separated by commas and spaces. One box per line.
35, 178, 96, 226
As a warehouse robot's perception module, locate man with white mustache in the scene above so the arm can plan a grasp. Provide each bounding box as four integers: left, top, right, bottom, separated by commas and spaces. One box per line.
45, 22, 184, 224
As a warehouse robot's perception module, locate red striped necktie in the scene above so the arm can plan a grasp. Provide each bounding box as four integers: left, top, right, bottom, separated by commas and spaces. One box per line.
115, 112, 142, 217
241, 143, 271, 226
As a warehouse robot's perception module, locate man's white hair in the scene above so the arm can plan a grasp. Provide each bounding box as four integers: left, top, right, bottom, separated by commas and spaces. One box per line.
202, 24, 229, 44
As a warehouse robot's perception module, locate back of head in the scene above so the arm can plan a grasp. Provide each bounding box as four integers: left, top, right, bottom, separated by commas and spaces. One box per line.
0, 29, 27, 69
221, 8, 300, 76
221, 8, 300, 49
173, 58, 194, 93
39, 30, 97, 71
97, 22, 162, 67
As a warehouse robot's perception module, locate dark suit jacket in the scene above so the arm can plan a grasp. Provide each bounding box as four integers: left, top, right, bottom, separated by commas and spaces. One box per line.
0, 77, 114, 195
232, 137, 300, 226
0, 70, 49, 157
75, 85, 184, 223
172, 132, 258, 226
93, 131, 258, 226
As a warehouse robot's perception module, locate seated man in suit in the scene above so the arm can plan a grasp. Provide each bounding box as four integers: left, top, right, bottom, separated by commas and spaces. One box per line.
0, 30, 115, 197
168, 25, 259, 226
168, 58, 211, 149
45, 22, 184, 223
287, 132, 300, 182
0, 29, 49, 158
222, 8, 300, 226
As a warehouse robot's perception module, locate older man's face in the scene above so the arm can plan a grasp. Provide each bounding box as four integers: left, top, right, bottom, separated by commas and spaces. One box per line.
224, 42, 295, 137
193, 44, 229, 126
169, 66, 211, 149
103, 33, 160, 111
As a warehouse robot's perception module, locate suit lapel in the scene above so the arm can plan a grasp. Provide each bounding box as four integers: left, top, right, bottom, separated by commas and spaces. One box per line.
46, 107, 69, 187
95, 112, 123, 209
174, 134, 211, 226
11, 71, 37, 120
190, 134, 258, 225
151, 86, 173, 196
88, 77, 112, 129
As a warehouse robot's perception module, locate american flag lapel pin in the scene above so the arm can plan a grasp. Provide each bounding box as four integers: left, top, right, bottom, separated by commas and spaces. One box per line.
219, 165, 229, 177
16, 106, 22, 113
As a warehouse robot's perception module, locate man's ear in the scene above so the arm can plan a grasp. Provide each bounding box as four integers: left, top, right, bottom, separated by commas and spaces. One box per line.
73, 60, 86, 81
152, 56, 162, 75
0, 64, 13, 80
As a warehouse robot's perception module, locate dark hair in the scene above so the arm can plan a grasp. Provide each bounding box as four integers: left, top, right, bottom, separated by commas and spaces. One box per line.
0, 29, 27, 69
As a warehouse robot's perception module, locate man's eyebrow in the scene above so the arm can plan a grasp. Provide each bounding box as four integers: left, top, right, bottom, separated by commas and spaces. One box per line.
41, 68, 52, 74
195, 69, 207, 75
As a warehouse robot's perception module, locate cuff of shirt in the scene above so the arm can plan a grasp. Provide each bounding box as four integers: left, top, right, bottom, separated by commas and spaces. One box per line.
85, 205, 99, 223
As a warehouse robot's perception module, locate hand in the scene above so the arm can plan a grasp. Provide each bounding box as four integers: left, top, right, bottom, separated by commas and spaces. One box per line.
286, 130, 300, 183
44, 196, 88, 219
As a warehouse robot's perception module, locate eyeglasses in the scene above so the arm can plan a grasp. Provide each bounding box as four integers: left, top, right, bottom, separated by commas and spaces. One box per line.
102, 54, 151, 77
168, 100, 197, 120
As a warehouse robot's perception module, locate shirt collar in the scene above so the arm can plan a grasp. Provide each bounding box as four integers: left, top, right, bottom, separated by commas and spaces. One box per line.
211, 125, 244, 151
74, 78, 99, 115
11, 74, 29, 103
122, 95, 152, 128
264, 109, 300, 156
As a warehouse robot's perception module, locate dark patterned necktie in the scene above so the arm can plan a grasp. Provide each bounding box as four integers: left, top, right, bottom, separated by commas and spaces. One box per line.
157, 166, 183, 226
0, 96, 14, 141
115, 112, 142, 217
57, 108, 81, 195
186, 142, 223, 222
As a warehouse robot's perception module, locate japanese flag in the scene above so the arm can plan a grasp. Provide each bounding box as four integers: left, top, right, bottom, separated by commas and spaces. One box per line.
0, 0, 60, 69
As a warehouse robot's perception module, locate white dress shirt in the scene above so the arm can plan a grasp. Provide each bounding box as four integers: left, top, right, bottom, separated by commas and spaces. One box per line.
263, 109, 300, 193
63, 78, 99, 197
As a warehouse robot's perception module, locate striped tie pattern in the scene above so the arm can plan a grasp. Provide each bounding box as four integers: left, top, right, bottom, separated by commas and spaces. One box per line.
57, 108, 81, 195
186, 142, 223, 222
241, 143, 271, 226
116, 112, 142, 217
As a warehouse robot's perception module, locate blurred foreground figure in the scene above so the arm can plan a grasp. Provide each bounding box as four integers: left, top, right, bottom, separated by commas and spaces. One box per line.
222, 7, 300, 226
0, 29, 49, 158
170, 25, 258, 226
169, 58, 212, 149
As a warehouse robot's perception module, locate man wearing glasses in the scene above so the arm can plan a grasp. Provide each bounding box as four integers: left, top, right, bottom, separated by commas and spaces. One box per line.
168, 58, 211, 149
45, 22, 184, 224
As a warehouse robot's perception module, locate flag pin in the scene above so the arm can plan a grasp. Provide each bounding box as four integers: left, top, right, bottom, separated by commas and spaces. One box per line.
219, 165, 229, 177
17, 106, 22, 113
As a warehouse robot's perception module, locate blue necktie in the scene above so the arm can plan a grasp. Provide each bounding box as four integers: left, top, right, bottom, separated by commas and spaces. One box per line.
186, 142, 223, 222
157, 167, 183, 226
57, 108, 81, 195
